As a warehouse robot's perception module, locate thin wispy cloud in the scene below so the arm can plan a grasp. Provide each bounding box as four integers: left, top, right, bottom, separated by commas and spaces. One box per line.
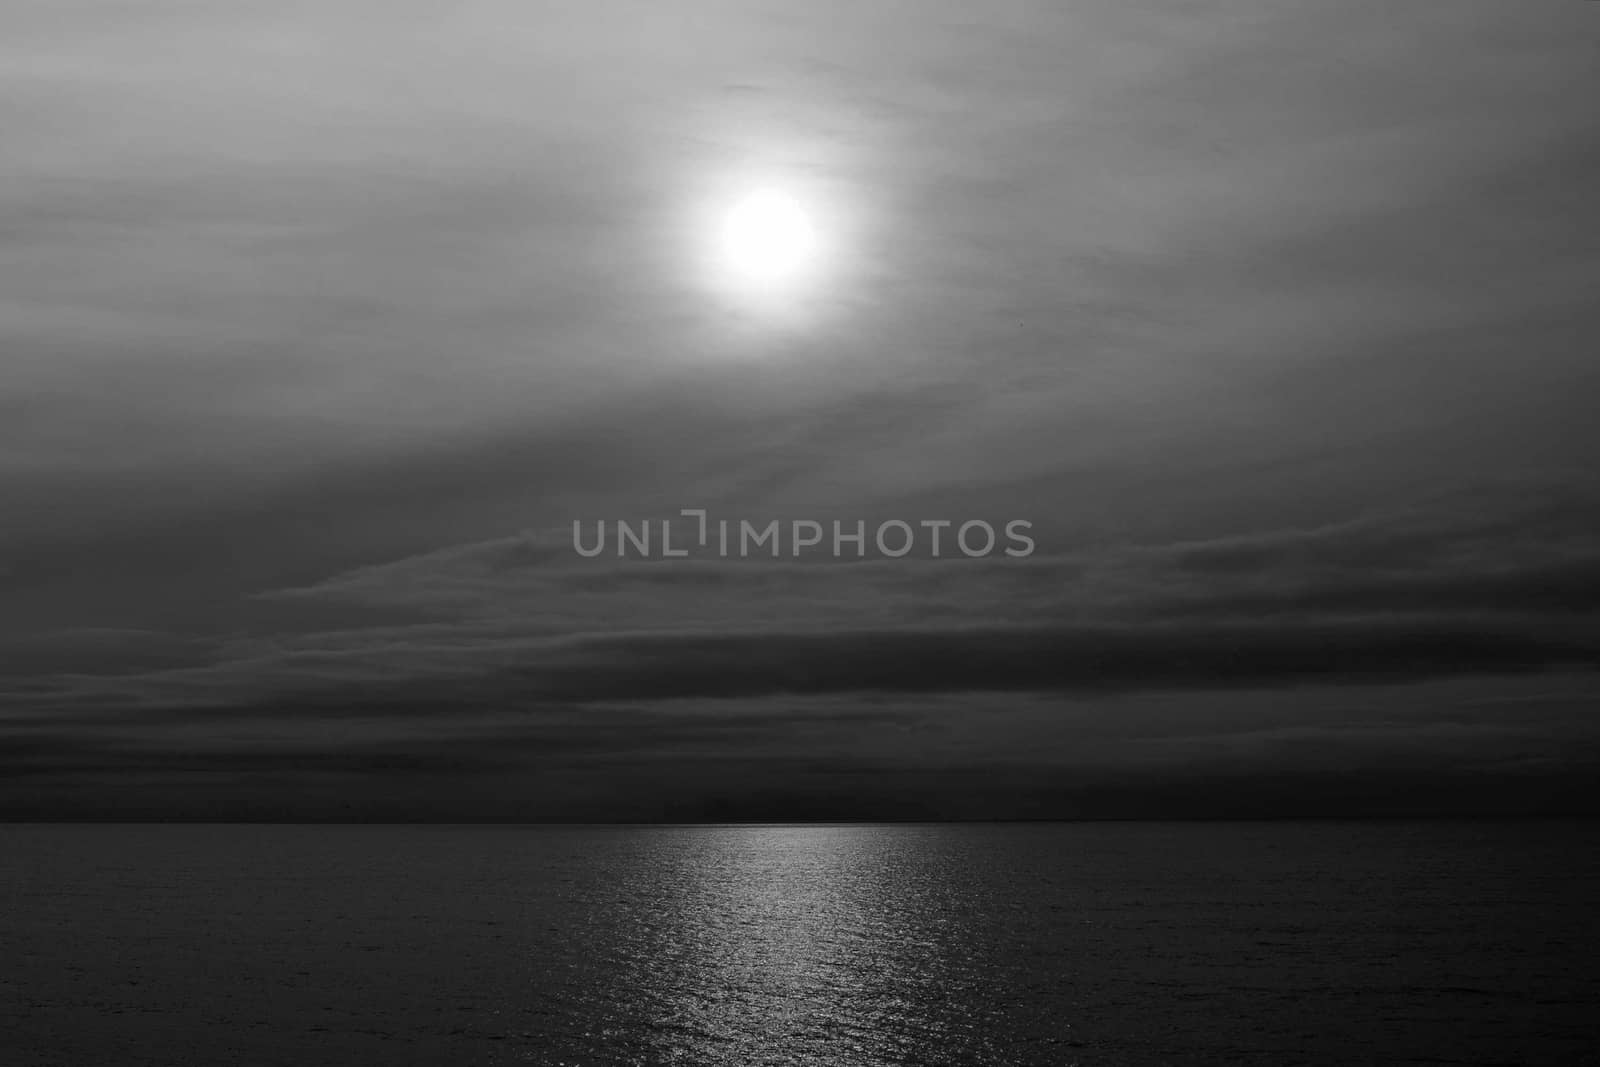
2, 0, 1595, 818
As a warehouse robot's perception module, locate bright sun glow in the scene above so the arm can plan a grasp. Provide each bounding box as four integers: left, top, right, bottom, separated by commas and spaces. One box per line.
703, 185, 830, 317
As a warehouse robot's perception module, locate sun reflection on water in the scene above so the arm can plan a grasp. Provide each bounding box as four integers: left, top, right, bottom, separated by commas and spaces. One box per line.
618, 826, 979, 1066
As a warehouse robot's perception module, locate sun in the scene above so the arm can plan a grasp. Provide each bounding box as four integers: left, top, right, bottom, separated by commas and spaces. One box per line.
718, 188, 819, 285
702, 185, 830, 316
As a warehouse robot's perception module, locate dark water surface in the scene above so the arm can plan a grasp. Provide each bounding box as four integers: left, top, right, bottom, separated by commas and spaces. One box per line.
2, 822, 1596, 1065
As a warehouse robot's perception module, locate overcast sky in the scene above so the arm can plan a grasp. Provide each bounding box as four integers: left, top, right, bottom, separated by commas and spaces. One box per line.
2, 0, 1597, 819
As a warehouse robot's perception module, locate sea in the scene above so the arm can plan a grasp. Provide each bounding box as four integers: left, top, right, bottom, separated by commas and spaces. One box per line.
2, 821, 1596, 1066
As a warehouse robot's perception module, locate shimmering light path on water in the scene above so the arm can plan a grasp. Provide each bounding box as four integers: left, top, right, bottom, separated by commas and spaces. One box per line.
2, 822, 1596, 1065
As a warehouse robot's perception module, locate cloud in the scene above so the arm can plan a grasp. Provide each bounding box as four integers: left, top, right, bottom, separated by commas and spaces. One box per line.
6, 681, 1597, 821
8, 489, 1598, 724
2, 0, 1597, 817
